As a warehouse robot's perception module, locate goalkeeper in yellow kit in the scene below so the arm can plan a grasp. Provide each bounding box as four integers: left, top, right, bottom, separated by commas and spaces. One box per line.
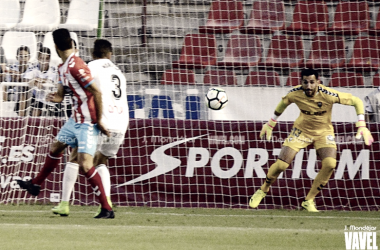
249, 68, 374, 212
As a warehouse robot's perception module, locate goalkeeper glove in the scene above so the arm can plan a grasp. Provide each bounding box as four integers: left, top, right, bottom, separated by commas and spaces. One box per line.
355, 120, 374, 146
260, 118, 277, 141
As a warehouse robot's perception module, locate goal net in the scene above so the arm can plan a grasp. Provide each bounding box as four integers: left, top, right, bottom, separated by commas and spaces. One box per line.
0, 0, 379, 211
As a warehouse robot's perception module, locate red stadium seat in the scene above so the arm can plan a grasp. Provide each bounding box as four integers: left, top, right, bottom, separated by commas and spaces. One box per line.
244, 71, 281, 86
285, 1, 328, 35
172, 34, 217, 69
203, 70, 237, 85
329, 72, 364, 87
240, 0, 285, 34
217, 34, 262, 69
372, 73, 380, 87
285, 71, 301, 87
304, 36, 346, 69
199, 0, 244, 34
327, 1, 370, 36
346, 36, 380, 72
259, 35, 304, 69
160, 69, 196, 85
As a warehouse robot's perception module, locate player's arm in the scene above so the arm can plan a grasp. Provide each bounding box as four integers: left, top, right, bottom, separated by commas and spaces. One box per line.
339, 93, 374, 146
260, 99, 290, 141
86, 83, 110, 137
350, 95, 374, 146
46, 84, 64, 103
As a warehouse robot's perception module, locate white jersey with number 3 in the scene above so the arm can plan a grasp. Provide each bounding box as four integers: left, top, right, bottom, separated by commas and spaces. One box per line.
88, 59, 129, 132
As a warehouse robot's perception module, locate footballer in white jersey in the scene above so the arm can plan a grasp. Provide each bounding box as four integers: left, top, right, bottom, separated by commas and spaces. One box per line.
88, 58, 129, 157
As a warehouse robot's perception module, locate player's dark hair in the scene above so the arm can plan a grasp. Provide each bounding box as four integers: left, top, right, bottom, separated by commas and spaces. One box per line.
16, 46, 30, 56
301, 68, 319, 80
92, 39, 113, 59
52, 28, 73, 51
39, 47, 51, 56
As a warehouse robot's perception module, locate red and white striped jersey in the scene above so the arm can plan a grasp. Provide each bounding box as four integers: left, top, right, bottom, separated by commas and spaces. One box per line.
58, 53, 97, 124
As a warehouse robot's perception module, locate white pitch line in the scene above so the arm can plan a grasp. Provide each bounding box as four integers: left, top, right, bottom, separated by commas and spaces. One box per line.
0, 223, 343, 233
0, 209, 379, 221
121, 212, 380, 221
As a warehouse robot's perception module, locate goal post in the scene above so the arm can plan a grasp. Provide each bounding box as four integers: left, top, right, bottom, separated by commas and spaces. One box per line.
0, 0, 379, 211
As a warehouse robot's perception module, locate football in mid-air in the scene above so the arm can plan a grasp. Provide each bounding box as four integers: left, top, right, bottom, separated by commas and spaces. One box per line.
205, 87, 228, 110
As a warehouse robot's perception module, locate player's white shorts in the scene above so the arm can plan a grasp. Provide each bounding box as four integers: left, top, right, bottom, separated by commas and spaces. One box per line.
97, 130, 125, 157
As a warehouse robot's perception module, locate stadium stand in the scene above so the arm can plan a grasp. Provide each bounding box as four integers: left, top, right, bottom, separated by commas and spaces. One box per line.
198, 0, 244, 34
303, 35, 346, 69
285, 71, 301, 87
368, 8, 380, 36
59, 0, 100, 31
217, 34, 262, 70
160, 69, 196, 85
326, 1, 370, 36
172, 34, 217, 69
1, 32, 37, 64
240, 0, 285, 34
346, 36, 380, 72
0, 0, 20, 30
244, 71, 281, 86
285, 1, 329, 35
203, 70, 237, 85
372, 73, 380, 87
258, 35, 304, 69
15, 0, 60, 31
329, 72, 365, 87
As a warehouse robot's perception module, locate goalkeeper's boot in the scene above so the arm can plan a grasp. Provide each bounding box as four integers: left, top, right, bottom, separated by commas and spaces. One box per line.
301, 200, 319, 212
94, 208, 115, 219
52, 201, 70, 217
94, 196, 113, 217
16, 179, 41, 196
249, 189, 267, 208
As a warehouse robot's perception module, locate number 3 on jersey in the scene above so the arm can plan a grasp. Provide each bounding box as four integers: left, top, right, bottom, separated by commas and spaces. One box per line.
112, 75, 122, 99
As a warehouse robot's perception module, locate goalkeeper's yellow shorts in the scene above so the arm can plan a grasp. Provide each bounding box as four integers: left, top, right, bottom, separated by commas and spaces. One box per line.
283, 126, 337, 152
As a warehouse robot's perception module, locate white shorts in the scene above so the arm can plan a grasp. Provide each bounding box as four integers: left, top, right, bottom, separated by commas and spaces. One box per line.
97, 130, 125, 158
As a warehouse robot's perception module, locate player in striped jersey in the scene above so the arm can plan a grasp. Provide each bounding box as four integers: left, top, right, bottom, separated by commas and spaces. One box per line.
249, 68, 374, 212
52, 39, 129, 217
17, 29, 114, 219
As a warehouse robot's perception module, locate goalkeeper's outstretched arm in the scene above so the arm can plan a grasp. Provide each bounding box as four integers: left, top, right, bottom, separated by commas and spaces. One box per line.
349, 96, 374, 146
260, 99, 289, 141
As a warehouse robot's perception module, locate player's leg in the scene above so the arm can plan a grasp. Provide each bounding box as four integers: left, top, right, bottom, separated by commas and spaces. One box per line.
78, 152, 114, 218
261, 146, 297, 192
52, 148, 79, 216
93, 151, 112, 215
17, 140, 67, 196
30, 118, 80, 187
94, 131, 124, 202
76, 123, 114, 218
302, 147, 337, 212
94, 152, 111, 200
249, 146, 297, 208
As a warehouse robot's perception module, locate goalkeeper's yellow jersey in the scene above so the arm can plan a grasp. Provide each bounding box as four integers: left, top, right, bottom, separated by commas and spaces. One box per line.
282, 84, 353, 135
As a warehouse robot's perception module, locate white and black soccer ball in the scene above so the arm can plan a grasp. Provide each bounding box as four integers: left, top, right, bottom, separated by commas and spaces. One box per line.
205, 87, 228, 110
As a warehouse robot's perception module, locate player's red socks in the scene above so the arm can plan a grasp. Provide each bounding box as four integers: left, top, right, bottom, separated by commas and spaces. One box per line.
32, 152, 63, 185
85, 167, 112, 211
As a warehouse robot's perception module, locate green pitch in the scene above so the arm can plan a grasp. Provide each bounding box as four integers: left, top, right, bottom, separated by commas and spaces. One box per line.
0, 204, 378, 250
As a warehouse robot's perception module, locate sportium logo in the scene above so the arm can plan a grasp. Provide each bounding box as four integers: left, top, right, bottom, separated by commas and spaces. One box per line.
344, 225, 378, 250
